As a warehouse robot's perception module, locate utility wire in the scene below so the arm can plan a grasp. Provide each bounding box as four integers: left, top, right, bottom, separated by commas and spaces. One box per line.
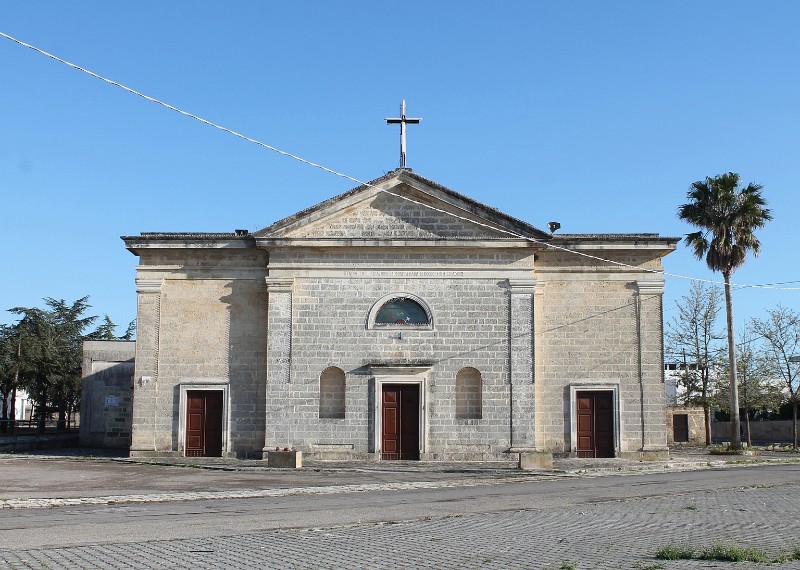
2, 30, 798, 292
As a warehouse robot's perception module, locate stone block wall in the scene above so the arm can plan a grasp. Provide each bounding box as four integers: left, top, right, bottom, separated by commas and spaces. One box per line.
534, 249, 668, 457
130, 249, 268, 457
125, 218, 672, 462
80, 341, 135, 448
666, 405, 706, 445
712, 420, 799, 445
261, 243, 534, 460
267, 271, 513, 460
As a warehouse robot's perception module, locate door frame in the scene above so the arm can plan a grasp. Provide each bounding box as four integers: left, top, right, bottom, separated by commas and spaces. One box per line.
371, 365, 429, 459
177, 379, 229, 457
569, 381, 620, 456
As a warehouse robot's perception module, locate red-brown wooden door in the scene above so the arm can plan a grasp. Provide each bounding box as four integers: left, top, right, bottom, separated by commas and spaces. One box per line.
382, 384, 420, 460
186, 390, 223, 457
576, 391, 614, 458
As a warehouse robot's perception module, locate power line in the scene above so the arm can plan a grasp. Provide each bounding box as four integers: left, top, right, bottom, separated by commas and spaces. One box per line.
2, 30, 798, 292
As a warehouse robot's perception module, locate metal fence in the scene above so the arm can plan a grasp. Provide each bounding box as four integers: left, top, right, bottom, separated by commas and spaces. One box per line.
0, 418, 79, 434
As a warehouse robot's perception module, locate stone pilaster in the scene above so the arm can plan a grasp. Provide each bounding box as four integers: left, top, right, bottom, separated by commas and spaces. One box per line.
130, 277, 162, 456
508, 278, 537, 451
635, 280, 669, 457
263, 277, 294, 454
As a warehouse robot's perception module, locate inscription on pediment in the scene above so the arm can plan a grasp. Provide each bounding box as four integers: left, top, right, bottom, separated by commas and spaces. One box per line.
284, 191, 505, 240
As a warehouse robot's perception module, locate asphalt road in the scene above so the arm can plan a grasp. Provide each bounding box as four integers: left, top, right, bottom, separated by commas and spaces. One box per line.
2, 462, 800, 568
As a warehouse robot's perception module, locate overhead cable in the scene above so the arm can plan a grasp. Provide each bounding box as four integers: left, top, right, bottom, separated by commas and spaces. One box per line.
2, 30, 797, 292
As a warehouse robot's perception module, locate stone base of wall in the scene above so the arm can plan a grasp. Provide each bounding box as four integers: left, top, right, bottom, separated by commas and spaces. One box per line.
129, 449, 180, 458
304, 450, 377, 461
619, 449, 670, 461
0, 433, 79, 453
81, 432, 131, 449
425, 451, 517, 462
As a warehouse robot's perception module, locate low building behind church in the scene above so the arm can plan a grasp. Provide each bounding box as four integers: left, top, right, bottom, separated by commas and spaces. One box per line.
123, 170, 678, 461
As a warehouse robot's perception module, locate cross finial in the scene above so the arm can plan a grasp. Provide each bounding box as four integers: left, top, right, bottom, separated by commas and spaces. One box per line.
385, 100, 421, 169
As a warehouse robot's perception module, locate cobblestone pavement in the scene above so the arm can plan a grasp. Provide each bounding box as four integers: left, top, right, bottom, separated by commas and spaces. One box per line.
2, 448, 800, 568
2, 447, 799, 510
1, 479, 799, 569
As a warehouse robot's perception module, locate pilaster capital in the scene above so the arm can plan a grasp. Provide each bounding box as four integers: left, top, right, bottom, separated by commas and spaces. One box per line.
136, 278, 163, 293
265, 277, 294, 293
636, 280, 665, 295
508, 278, 539, 295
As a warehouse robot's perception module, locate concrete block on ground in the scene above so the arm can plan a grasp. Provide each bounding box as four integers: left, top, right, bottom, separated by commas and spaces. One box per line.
268, 450, 302, 469
518, 451, 553, 470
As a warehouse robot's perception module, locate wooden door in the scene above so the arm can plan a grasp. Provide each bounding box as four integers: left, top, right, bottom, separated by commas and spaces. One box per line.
381, 384, 420, 460
673, 414, 689, 443
185, 390, 223, 457
576, 391, 614, 458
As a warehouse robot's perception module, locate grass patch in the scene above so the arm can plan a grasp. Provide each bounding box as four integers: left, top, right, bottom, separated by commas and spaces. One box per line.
773, 547, 800, 563
558, 562, 576, 570
654, 544, 694, 560
683, 504, 698, 511
655, 543, 775, 563
697, 544, 768, 563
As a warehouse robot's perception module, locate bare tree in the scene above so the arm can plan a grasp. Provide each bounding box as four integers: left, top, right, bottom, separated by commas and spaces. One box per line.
715, 325, 782, 446
751, 306, 800, 448
666, 282, 724, 445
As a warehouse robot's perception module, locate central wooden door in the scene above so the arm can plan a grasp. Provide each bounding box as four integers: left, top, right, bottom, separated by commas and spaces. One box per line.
381, 384, 420, 460
576, 391, 614, 458
185, 390, 223, 457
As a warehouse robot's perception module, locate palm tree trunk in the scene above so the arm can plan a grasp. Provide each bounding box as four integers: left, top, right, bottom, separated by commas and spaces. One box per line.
724, 272, 742, 450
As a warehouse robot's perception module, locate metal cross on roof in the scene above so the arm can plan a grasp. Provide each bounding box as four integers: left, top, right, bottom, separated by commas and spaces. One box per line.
385, 100, 421, 169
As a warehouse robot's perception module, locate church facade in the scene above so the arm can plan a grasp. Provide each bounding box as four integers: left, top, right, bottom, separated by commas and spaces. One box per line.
123, 169, 677, 461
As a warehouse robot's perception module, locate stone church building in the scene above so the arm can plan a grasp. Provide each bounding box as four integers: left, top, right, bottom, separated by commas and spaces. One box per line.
123, 169, 677, 461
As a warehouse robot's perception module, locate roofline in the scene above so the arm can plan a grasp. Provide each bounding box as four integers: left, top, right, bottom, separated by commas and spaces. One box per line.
121, 233, 256, 254
121, 232, 680, 254
549, 234, 681, 248
254, 169, 552, 240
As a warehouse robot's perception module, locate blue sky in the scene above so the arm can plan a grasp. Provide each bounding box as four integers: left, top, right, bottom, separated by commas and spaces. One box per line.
2, 2, 799, 336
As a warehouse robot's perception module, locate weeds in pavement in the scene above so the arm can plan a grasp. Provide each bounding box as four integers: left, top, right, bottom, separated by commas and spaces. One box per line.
654, 544, 694, 560
654, 543, 789, 563
697, 544, 768, 563
683, 504, 698, 511
773, 547, 800, 563
558, 561, 576, 570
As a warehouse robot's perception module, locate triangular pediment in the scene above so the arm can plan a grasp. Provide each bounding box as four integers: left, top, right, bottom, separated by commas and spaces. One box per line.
254, 170, 549, 241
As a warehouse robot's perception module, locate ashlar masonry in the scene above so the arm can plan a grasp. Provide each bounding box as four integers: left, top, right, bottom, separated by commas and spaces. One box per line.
122, 169, 678, 461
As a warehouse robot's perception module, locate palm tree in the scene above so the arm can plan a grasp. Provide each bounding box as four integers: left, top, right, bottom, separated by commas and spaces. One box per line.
678, 173, 771, 450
